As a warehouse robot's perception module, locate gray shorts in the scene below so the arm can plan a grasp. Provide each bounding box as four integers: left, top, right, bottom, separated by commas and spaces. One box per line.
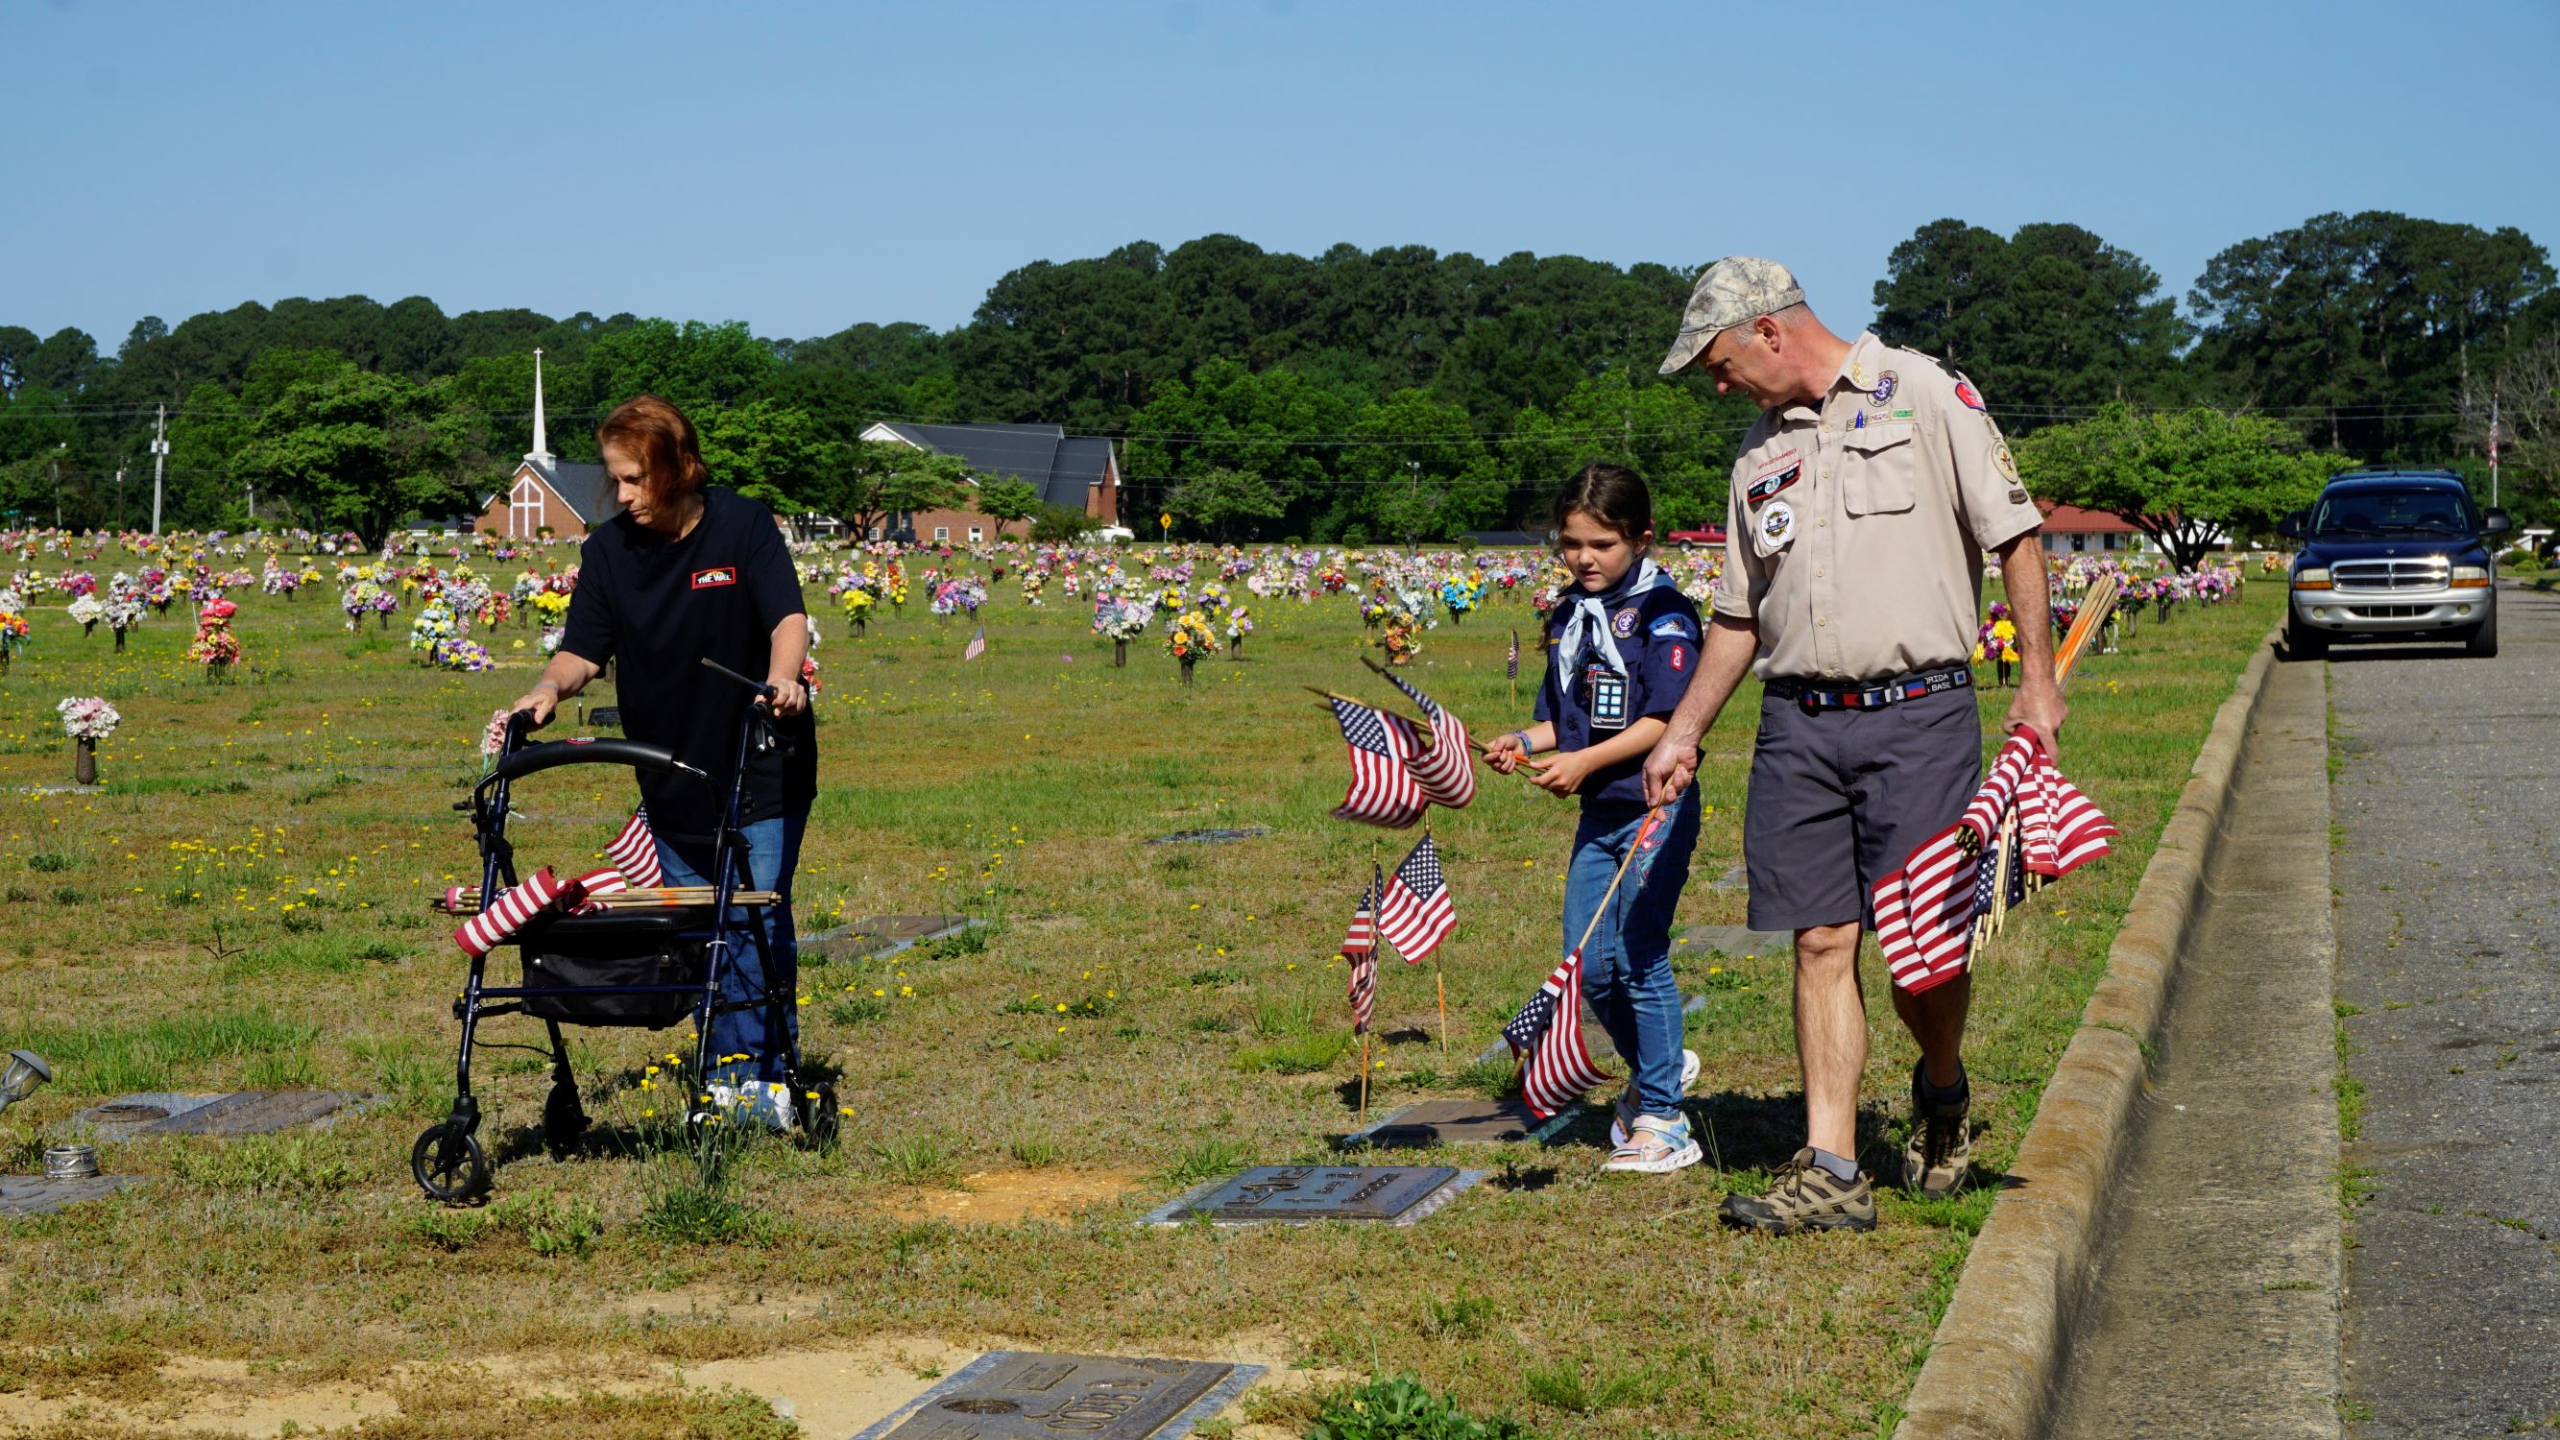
1743, 685, 1982, 933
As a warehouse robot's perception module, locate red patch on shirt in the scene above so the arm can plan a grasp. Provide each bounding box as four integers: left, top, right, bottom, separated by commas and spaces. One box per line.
1954, 379, 1985, 411
691, 567, 737, 589
1668, 644, 1687, 672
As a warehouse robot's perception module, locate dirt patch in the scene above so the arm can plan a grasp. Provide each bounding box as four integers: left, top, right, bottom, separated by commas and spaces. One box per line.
881, 1167, 1146, 1225
0, 1355, 405, 1436
610, 1284, 845, 1325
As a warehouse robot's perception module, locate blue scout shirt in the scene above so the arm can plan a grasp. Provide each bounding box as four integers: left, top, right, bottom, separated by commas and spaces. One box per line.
1534, 580, 1705, 808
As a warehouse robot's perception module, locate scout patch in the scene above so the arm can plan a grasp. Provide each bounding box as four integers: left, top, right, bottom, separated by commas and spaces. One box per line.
1759, 499, 1798, 550
1891, 406, 1915, 420
1994, 441, 2021, 483
1649, 614, 1696, 641
1612, 606, 1640, 637
1870, 370, 1898, 406
2008, 488, 2031, 504
1849, 359, 1873, 390
1747, 461, 1802, 506
1668, 643, 1688, 672
1585, 666, 1630, 731
1954, 379, 1986, 411
691, 567, 738, 589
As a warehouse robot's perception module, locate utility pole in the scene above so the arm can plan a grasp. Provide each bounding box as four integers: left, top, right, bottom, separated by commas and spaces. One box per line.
149, 403, 169, 536
2489, 392, 2501, 510
51, 444, 63, 529
115, 464, 126, 532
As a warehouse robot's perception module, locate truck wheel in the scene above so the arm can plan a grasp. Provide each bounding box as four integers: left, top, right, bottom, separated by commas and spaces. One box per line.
2284, 614, 2328, 661
2464, 607, 2499, 659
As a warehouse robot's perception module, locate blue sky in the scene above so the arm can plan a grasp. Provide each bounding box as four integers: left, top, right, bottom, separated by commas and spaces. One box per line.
8, 0, 2553, 350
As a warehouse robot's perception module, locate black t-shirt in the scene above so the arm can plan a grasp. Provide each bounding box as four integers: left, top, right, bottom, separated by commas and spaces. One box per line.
559, 487, 816, 836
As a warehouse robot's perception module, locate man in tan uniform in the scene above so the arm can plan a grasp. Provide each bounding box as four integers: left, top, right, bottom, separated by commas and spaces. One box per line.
1641, 257, 2065, 1233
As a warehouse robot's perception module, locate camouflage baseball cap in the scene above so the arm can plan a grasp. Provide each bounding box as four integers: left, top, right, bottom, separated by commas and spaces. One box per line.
1657, 256, 1807, 375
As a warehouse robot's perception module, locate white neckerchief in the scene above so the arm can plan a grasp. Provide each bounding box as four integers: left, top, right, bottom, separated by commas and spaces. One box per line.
1557, 557, 1666, 679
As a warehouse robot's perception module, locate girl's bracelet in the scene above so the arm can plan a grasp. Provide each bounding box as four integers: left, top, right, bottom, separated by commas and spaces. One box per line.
1509, 730, 1535, 756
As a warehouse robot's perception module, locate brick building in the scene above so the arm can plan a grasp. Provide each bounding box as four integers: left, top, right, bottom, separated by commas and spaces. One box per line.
859, 421, 1122, 544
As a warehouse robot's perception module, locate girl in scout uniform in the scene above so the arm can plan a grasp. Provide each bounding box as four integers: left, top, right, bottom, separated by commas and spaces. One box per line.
1485, 464, 1706, 1174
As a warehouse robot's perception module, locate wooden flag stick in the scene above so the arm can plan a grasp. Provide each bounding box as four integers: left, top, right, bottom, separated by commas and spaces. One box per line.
1434, 955, 1448, 1051
2052, 574, 2121, 687
1563, 806, 1663, 968
1358, 1030, 1370, 1127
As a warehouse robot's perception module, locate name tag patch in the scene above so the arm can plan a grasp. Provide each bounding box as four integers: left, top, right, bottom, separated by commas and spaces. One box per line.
691, 567, 738, 589
1585, 666, 1630, 731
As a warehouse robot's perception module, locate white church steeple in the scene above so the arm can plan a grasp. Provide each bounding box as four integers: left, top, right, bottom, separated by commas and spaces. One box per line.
525, 348, 554, 465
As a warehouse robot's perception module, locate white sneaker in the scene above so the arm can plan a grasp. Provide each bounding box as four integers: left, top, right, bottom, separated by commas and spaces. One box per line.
1603, 1114, 1702, 1174
1609, 1048, 1701, 1148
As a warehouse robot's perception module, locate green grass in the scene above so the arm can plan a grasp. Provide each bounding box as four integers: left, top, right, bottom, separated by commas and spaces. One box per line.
0, 550, 2278, 1438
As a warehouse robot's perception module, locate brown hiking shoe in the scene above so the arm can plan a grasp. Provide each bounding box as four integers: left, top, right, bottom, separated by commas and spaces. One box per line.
1902, 1063, 1974, 1198
1717, 1148, 1876, 1234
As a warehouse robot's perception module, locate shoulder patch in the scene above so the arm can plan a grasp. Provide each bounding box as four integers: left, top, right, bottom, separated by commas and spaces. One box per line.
1648, 614, 1697, 641
1954, 378, 1986, 411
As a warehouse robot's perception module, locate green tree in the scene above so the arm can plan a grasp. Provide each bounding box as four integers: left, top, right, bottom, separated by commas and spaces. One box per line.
1337, 389, 1502, 544
974, 477, 1043, 538
796, 439, 971, 540
230, 359, 466, 545
693, 399, 836, 514
1124, 358, 1355, 537
2015, 402, 2345, 571
1167, 466, 1286, 540
1505, 368, 1752, 531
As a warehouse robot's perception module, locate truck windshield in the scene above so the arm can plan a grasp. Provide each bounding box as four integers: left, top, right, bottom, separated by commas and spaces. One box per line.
2311, 489, 2474, 537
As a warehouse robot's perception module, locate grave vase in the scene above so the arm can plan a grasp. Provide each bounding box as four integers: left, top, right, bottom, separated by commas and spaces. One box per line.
81, 620, 95, 637
1113, 639, 1128, 668
2155, 596, 2172, 623
74, 737, 96, 787
1179, 654, 1196, 685
112, 626, 127, 653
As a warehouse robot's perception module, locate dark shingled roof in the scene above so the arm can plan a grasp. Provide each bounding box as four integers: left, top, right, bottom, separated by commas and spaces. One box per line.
872, 422, 1112, 509
533, 460, 619, 525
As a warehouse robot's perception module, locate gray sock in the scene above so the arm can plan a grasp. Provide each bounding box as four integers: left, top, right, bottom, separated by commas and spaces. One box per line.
1811, 1147, 1861, 1182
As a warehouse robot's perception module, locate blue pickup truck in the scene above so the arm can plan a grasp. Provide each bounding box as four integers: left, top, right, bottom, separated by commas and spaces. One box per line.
2277, 470, 2512, 660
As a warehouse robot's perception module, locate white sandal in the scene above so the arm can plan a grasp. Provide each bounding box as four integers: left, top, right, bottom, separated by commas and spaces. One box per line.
1604, 1113, 1702, 1174
1609, 1048, 1701, 1147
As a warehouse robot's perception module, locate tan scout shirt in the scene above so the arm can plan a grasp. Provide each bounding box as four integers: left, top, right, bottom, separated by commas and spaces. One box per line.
1713, 331, 2042, 682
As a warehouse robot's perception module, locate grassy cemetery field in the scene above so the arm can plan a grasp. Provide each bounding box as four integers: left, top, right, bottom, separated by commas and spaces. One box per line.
0, 553, 2279, 1439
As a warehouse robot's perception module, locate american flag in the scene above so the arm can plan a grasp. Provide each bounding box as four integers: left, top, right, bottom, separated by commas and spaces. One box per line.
1377, 833, 1456, 963
1503, 949, 1612, 1118
607, 807, 663, 888
1343, 867, 1379, 1034
1329, 699, 1426, 828
453, 867, 568, 958
1507, 630, 1520, 682
963, 625, 986, 661
1874, 732, 2117, 994
1376, 670, 1477, 810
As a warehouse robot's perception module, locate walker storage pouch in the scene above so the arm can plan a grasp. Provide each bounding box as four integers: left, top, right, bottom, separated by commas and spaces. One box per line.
516, 911, 711, 1029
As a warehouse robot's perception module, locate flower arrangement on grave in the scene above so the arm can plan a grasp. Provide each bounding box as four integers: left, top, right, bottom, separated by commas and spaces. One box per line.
341, 578, 384, 631
1164, 609, 1220, 681
436, 638, 496, 673
62, 572, 97, 599
1092, 597, 1150, 666
58, 695, 118, 786
409, 601, 461, 659
0, 604, 28, 673
144, 572, 174, 613
529, 588, 570, 627
883, 560, 909, 610
539, 625, 565, 655
1019, 567, 1047, 606
1357, 588, 1394, 629
1317, 564, 1348, 595
1194, 581, 1230, 620
1439, 571, 1483, 623
841, 585, 875, 632
1225, 605, 1254, 658
262, 561, 301, 598
187, 598, 241, 676
102, 589, 143, 650
929, 577, 986, 620
1972, 603, 2019, 685
67, 594, 105, 634
1152, 583, 1187, 615
1376, 606, 1423, 665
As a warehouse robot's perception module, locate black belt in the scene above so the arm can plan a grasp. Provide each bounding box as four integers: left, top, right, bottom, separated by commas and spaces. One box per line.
1766, 665, 1971, 712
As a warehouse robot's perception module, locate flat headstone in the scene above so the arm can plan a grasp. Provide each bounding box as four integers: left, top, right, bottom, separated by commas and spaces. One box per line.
1708, 865, 1750, 891
801, 914, 975, 962
1146, 1164, 1476, 1226
1341, 1098, 1573, 1149
72, 1092, 224, 1140
0, 1174, 144, 1215
853, 1350, 1260, 1440
134, 1090, 365, 1137
1144, 827, 1269, 846
1682, 923, 1792, 959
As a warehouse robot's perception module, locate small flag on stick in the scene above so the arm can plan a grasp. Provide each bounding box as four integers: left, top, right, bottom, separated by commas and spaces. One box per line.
1503, 950, 1612, 1119
1328, 699, 1427, 828
963, 625, 987, 661
1370, 666, 1476, 810
606, 807, 662, 888
1343, 867, 1379, 1034
1377, 833, 1455, 963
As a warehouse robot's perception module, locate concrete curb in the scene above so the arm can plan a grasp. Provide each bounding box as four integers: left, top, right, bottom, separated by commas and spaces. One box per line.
1894, 627, 2285, 1440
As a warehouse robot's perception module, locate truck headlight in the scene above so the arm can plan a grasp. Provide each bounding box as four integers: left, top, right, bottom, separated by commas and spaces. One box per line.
2293, 567, 2331, 590
2450, 566, 2489, 588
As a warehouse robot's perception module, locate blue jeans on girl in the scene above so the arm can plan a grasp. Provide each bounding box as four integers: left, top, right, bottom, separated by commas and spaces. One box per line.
1561, 789, 1699, 1118
655, 809, 806, 1085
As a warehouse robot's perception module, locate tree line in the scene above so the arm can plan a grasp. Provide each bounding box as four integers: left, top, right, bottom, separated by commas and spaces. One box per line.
0, 211, 2549, 545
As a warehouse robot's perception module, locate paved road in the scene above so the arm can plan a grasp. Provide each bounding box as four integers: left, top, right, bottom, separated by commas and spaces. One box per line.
2052, 646, 2342, 1437
2331, 583, 2560, 1437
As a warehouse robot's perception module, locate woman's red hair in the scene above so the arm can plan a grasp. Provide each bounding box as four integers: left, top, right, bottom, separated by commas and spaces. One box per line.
596, 394, 708, 512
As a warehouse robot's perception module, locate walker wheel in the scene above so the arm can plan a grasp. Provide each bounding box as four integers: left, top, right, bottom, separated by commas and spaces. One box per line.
412, 1121, 491, 1202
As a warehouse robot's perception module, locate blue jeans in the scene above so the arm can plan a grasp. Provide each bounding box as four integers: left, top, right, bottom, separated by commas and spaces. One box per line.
655, 810, 805, 1085
1562, 791, 1699, 1118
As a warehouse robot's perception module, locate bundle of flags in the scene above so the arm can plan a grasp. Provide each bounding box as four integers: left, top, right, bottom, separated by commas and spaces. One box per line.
1326, 671, 1474, 828
1872, 730, 2117, 995
1500, 807, 1674, 1118
1335, 831, 1461, 1030
448, 807, 664, 957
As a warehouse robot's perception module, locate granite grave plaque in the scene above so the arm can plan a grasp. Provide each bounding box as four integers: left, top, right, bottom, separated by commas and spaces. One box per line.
1175, 1164, 1462, 1224
853, 1350, 1257, 1440
1347, 1098, 1573, 1148
0, 1174, 144, 1216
